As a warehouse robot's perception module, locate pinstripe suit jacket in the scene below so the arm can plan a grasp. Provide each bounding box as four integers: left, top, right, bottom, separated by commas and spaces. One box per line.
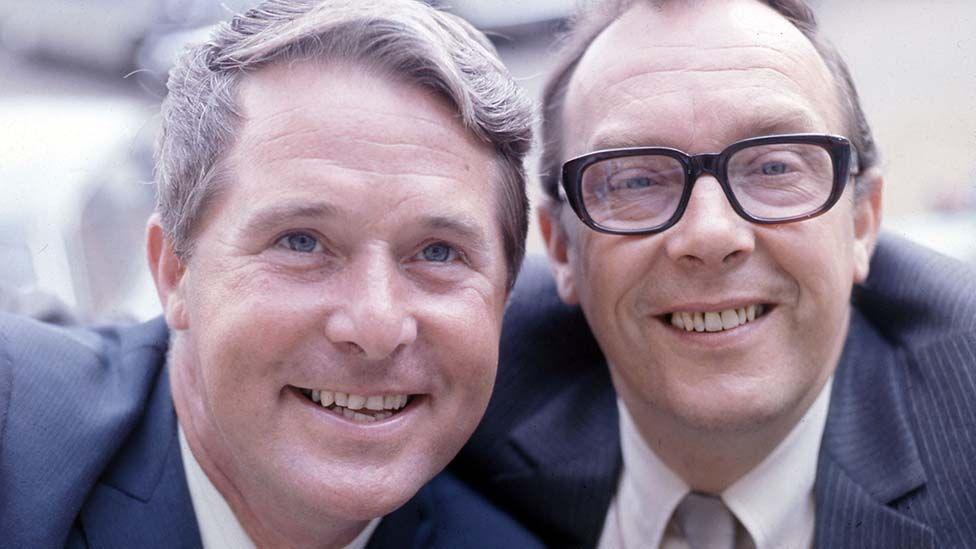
453, 234, 976, 548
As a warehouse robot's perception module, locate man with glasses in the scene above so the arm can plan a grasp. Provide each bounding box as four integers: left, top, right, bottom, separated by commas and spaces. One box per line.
455, 0, 976, 547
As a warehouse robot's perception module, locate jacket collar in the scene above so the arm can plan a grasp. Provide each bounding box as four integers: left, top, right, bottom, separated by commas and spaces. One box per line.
814, 308, 933, 548
502, 357, 622, 547
78, 318, 203, 548
494, 304, 937, 547
0, 316, 170, 548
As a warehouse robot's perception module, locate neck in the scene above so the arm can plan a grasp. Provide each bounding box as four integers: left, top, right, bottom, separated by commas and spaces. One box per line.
614, 376, 830, 494
168, 341, 370, 549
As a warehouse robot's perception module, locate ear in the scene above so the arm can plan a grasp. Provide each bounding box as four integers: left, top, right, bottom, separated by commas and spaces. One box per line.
146, 214, 190, 330
851, 168, 884, 284
538, 201, 580, 305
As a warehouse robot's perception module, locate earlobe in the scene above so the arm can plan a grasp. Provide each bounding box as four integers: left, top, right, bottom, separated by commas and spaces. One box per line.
538, 203, 579, 305
146, 215, 190, 330
851, 169, 884, 283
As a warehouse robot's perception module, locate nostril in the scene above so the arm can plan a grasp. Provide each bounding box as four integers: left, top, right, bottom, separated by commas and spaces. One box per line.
676, 254, 706, 268
336, 341, 365, 355
723, 249, 744, 263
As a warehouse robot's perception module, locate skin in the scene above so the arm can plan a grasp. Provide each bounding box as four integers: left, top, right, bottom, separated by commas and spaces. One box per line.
147, 61, 510, 548
541, 0, 884, 493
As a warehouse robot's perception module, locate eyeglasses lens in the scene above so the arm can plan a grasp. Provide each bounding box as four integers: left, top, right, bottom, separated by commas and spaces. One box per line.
726, 143, 834, 220
580, 154, 685, 231
578, 142, 835, 230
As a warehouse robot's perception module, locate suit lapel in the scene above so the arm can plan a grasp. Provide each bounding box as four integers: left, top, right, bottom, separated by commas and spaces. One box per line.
499, 361, 621, 547
78, 324, 202, 549
814, 309, 933, 548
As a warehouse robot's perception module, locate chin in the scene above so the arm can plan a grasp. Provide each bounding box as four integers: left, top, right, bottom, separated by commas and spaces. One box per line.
299, 459, 436, 521
669, 382, 793, 434
680, 404, 782, 434
323, 492, 415, 521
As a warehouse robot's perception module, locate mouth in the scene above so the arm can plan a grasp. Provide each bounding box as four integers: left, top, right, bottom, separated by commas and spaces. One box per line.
663, 304, 771, 333
293, 386, 415, 423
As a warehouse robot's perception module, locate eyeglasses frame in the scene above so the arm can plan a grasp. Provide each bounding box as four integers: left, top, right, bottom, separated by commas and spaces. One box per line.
560, 133, 859, 236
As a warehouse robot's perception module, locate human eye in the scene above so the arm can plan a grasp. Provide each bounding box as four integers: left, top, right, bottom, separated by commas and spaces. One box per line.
601, 158, 683, 194
413, 241, 460, 263
600, 171, 661, 197
614, 175, 655, 190
741, 152, 799, 177
736, 144, 821, 180
274, 232, 323, 253
759, 160, 791, 175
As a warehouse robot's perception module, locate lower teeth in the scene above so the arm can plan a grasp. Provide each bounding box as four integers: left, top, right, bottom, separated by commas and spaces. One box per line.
333, 405, 394, 422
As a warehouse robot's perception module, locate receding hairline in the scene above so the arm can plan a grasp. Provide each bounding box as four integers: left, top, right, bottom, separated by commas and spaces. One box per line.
539, 0, 876, 203
563, 0, 847, 142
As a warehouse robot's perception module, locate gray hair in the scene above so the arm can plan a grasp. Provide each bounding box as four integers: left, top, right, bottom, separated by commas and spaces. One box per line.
155, 0, 533, 288
539, 0, 879, 204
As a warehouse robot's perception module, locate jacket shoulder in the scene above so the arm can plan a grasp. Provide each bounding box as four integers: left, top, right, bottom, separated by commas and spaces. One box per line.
0, 315, 170, 547
856, 237, 976, 544
856, 233, 976, 346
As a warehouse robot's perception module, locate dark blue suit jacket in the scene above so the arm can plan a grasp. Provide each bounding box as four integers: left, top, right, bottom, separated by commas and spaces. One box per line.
453, 234, 976, 548
0, 316, 542, 548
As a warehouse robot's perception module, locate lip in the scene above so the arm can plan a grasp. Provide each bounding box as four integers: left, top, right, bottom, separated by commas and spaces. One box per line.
286, 385, 425, 436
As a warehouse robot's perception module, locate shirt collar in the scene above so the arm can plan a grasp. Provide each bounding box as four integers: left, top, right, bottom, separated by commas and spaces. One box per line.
723, 378, 832, 549
613, 397, 690, 547
178, 426, 380, 549
609, 377, 832, 549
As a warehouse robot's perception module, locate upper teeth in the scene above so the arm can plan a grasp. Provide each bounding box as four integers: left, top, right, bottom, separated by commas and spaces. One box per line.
669, 305, 765, 332
304, 389, 409, 411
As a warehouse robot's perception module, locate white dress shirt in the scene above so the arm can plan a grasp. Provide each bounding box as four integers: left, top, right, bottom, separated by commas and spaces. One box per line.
598, 379, 832, 549
179, 427, 380, 549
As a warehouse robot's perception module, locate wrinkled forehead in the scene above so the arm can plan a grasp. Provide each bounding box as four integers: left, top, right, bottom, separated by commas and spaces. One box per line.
564, 0, 843, 153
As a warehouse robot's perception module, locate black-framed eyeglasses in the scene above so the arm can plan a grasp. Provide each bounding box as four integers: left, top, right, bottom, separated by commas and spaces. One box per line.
560, 133, 859, 235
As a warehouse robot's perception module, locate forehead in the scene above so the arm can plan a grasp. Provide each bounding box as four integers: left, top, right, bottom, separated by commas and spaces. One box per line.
565, 0, 842, 154
218, 60, 500, 227
234, 60, 489, 181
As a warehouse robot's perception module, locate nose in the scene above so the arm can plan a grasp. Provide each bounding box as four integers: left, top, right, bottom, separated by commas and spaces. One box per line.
324, 253, 417, 360
664, 176, 755, 269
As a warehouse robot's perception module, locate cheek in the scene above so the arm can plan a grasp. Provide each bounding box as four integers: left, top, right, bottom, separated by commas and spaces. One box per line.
764, 219, 857, 320
573, 235, 651, 324
186, 269, 325, 389
423, 288, 503, 396
432, 287, 504, 353
573, 235, 612, 306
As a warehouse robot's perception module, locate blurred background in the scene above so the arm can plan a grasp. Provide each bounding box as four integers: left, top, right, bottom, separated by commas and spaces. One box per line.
1, 0, 974, 323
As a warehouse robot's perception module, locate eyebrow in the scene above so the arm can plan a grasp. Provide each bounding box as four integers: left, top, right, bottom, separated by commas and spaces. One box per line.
421, 215, 490, 254
240, 201, 341, 236
745, 108, 821, 138
589, 109, 821, 152
590, 132, 654, 151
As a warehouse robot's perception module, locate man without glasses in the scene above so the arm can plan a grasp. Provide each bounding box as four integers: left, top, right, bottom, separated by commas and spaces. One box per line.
456, 0, 976, 547
0, 1, 542, 547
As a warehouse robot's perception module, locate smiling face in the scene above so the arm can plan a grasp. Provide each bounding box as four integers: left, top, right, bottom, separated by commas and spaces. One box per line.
151, 61, 509, 542
545, 0, 881, 449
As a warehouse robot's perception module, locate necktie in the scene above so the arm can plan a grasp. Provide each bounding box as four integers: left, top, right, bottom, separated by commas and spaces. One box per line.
674, 491, 736, 549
